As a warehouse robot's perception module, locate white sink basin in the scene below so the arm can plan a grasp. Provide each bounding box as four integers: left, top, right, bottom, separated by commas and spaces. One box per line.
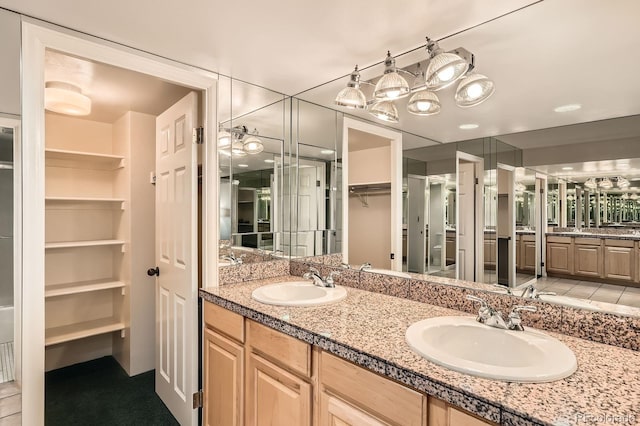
406, 316, 577, 383
366, 268, 411, 278
252, 281, 347, 307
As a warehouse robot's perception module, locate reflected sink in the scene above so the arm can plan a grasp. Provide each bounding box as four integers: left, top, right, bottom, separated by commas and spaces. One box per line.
366, 268, 411, 278
252, 281, 347, 307
406, 316, 577, 383
538, 294, 599, 310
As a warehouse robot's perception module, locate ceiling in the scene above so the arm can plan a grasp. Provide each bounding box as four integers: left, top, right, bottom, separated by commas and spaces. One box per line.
6, 0, 640, 149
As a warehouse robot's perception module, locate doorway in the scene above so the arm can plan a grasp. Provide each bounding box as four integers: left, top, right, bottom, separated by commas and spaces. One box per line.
22, 22, 217, 425
456, 152, 484, 282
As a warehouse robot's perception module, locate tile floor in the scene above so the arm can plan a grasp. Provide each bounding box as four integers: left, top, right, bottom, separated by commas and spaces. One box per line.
535, 277, 640, 307
0, 343, 14, 384
0, 381, 20, 425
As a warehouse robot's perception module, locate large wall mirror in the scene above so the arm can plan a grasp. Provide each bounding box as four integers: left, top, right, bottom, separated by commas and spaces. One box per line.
288, 0, 640, 317
217, 77, 291, 266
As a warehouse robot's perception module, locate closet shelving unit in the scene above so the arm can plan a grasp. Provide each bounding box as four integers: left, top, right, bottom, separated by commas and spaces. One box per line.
44, 115, 128, 358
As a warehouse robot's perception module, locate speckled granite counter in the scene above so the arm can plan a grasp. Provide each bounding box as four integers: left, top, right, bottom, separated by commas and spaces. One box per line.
547, 232, 640, 241
200, 276, 640, 426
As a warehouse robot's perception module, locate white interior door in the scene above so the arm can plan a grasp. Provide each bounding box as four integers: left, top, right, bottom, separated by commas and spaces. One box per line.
458, 161, 475, 281
408, 176, 427, 273
296, 159, 326, 256
154, 91, 198, 425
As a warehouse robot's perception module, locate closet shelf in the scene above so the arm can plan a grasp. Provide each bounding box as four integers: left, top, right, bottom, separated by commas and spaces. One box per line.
45, 239, 126, 249
45, 148, 125, 170
45, 279, 126, 298
45, 196, 126, 203
45, 317, 125, 346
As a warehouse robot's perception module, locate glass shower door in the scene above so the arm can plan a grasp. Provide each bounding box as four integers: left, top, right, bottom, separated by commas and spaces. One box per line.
0, 126, 14, 383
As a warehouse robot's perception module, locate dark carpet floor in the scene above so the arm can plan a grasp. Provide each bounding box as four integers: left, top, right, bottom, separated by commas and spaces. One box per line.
46, 356, 179, 426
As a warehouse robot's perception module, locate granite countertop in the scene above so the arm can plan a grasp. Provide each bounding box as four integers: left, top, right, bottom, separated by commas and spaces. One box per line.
200, 276, 640, 426
547, 231, 640, 241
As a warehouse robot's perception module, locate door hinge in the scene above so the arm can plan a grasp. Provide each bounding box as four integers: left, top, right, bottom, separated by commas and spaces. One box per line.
541, 261, 545, 267
193, 127, 204, 145
193, 390, 203, 409
475, 178, 479, 185
390, 253, 395, 260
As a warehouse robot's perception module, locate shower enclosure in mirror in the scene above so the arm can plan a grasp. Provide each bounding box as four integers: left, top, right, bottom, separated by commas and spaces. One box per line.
217, 77, 291, 265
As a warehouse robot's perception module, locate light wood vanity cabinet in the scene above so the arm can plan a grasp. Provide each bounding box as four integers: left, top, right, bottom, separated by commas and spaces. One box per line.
604, 239, 635, 281
202, 301, 495, 426
520, 235, 537, 272
319, 351, 425, 426
546, 237, 573, 275
245, 320, 313, 426
573, 238, 603, 278
203, 303, 245, 426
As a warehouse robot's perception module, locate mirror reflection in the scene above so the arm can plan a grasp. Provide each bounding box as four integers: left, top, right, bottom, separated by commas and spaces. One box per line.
217, 77, 289, 266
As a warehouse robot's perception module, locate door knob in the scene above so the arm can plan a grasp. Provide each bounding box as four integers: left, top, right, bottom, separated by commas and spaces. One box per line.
147, 267, 160, 277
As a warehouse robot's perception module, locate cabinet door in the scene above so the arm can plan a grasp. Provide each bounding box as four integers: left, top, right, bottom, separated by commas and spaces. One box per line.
522, 241, 536, 271
428, 397, 495, 426
320, 391, 388, 426
203, 328, 244, 426
547, 243, 572, 274
246, 352, 312, 426
574, 244, 602, 277
604, 245, 634, 281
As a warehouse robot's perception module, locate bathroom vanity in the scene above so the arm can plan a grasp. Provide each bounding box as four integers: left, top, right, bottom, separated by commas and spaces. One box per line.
200, 275, 640, 426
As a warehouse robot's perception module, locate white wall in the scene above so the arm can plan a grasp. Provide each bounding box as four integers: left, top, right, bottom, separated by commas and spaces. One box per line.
0, 9, 20, 116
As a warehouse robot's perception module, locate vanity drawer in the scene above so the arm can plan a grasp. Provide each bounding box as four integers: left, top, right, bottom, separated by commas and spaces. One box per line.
204, 301, 245, 343
574, 237, 601, 246
605, 239, 635, 248
247, 320, 311, 377
547, 236, 571, 244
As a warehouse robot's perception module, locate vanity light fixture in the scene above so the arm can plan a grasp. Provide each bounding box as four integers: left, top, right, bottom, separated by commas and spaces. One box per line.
218, 125, 264, 156
617, 176, 630, 189
584, 177, 597, 189
335, 37, 494, 123
45, 81, 92, 116
599, 177, 613, 190
515, 182, 526, 193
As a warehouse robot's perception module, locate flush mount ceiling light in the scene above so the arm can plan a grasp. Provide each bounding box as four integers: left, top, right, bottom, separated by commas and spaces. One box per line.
335, 36, 494, 124
45, 81, 91, 116
554, 104, 582, 113
459, 123, 479, 130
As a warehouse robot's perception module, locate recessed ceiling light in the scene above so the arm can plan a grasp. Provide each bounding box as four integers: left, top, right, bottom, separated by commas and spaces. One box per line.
320, 149, 335, 155
264, 159, 275, 163
561, 167, 573, 171
459, 123, 479, 130
554, 103, 581, 113
237, 164, 249, 168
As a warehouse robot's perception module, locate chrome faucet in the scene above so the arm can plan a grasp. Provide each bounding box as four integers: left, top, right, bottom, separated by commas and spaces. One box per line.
467, 295, 537, 331
303, 267, 339, 288
359, 262, 372, 271
221, 251, 243, 265
520, 284, 556, 299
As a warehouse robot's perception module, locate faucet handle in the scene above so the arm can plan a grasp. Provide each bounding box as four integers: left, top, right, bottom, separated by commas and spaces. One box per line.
325, 270, 340, 286
340, 263, 351, 269
308, 266, 320, 274
466, 294, 488, 307
359, 262, 372, 271
507, 305, 537, 331
466, 295, 493, 323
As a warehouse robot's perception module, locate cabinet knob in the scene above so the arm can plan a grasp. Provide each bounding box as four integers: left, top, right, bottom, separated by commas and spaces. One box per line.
147, 266, 160, 277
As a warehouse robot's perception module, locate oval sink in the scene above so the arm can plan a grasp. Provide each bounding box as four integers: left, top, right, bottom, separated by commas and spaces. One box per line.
406, 316, 577, 383
538, 294, 599, 310
252, 281, 347, 307
366, 268, 411, 278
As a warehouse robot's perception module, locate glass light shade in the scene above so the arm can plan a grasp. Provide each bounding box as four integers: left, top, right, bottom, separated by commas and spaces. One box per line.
631, 193, 639, 201
407, 91, 441, 116
455, 73, 495, 107
599, 178, 613, 189
335, 66, 367, 109
218, 131, 232, 148
243, 136, 264, 154
374, 52, 410, 100
374, 72, 410, 100
335, 86, 367, 109
617, 177, 630, 189
515, 182, 526, 193
425, 52, 468, 91
231, 141, 247, 157
622, 193, 630, 200
45, 82, 91, 116
368, 101, 399, 123
584, 178, 597, 189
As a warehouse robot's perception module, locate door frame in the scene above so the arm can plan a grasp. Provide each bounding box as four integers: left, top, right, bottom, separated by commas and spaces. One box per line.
21, 19, 218, 425
341, 117, 402, 270
0, 115, 21, 388
497, 163, 516, 287
455, 151, 484, 282
535, 172, 548, 278
407, 174, 428, 274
